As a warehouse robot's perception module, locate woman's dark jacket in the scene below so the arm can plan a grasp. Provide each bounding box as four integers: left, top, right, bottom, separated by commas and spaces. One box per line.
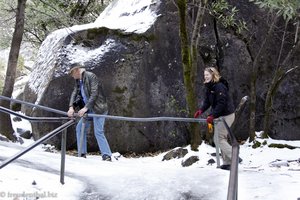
200, 78, 234, 118
69, 71, 108, 114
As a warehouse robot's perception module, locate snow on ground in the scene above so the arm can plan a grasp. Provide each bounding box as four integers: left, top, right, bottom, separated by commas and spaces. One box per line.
1, 127, 300, 200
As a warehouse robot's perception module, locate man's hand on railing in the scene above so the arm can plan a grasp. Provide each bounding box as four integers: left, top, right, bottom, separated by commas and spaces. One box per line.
78, 107, 88, 117
67, 107, 75, 117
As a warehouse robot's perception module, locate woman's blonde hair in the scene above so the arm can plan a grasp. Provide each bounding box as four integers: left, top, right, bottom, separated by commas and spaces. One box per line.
204, 67, 221, 83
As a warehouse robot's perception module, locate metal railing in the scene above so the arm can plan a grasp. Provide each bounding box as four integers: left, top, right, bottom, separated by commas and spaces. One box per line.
225, 96, 249, 200
0, 95, 205, 185
0, 105, 75, 184
0, 95, 245, 199
223, 118, 240, 200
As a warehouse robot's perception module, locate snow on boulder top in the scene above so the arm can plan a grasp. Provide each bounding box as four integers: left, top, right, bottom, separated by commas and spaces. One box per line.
95, 0, 161, 34
27, 0, 161, 104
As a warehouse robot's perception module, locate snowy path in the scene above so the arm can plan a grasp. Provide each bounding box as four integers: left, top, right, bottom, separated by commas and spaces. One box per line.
1, 140, 300, 200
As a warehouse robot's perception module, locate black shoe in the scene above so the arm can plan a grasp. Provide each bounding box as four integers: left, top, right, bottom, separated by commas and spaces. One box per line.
220, 164, 231, 170
102, 154, 112, 162
80, 154, 86, 158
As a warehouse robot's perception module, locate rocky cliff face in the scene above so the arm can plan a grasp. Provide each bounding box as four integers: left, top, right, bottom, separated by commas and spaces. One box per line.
22, 0, 299, 153
22, 0, 191, 153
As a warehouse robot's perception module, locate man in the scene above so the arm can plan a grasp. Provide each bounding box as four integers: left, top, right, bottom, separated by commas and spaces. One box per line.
67, 63, 112, 161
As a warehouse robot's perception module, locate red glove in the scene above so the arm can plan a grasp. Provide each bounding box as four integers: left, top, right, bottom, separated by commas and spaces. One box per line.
206, 115, 214, 124
194, 110, 202, 118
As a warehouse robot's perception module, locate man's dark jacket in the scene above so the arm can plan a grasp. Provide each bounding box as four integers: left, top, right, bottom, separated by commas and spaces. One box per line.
69, 70, 108, 114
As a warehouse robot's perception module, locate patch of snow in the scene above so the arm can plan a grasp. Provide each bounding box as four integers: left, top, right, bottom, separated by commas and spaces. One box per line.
95, 0, 161, 33
1, 119, 300, 200
60, 38, 117, 76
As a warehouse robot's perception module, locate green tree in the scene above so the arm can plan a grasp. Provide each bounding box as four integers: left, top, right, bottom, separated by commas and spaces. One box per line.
0, 0, 112, 47
0, 0, 27, 141
249, 0, 300, 141
249, 0, 300, 138
24, 0, 112, 46
0, 0, 17, 48
0, 59, 6, 93
176, 0, 246, 150
176, 0, 209, 150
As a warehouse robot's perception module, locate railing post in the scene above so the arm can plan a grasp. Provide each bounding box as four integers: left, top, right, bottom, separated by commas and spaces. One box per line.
0, 120, 75, 169
60, 126, 67, 184
78, 117, 86, 157
222, 118, 239, 200
214, 120, 221, 168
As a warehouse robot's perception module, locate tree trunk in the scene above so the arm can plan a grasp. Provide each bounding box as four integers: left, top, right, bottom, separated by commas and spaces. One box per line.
249, 71, 257, 142
189, 0, 207, 149
0, 0, 27, 141
263, 37, 300, 138
177, 0, 199, 150
69, 0, 94, 21
248, 15, 278, 142
177, 0, 193, 144
177, 0, 207, 150
262, 69, 284, 138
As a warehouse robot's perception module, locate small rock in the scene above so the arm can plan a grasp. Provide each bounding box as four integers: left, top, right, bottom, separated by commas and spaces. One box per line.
13, 117, 22, 122
181, 156, 199, 167
269, 159, 289, 167
0, 135, 9, 142
162, 148, 188, 161
207, 158, 215, 165
17, 128, 32, 139
210, 152, 221, 157
17, 137, 24, 145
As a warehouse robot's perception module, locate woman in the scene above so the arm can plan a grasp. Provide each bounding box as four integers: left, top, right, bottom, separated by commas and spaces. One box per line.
194, 67, 237, 170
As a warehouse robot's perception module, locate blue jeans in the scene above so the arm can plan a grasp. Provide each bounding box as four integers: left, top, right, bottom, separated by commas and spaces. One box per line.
76, 113, 112, 156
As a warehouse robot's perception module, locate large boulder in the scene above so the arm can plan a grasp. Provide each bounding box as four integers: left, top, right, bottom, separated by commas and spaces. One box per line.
22, 0, 190, 153
22, 0, 299, 154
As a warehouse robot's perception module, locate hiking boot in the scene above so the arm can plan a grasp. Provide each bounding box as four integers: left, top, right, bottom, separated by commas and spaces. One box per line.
102, 154, 112, 162
220, 164, 231, 170
79, 153, 86, 158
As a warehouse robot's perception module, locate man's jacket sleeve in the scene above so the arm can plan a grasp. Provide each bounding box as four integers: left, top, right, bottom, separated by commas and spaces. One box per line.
84, 73, 99, 110
69, 81, 78, 107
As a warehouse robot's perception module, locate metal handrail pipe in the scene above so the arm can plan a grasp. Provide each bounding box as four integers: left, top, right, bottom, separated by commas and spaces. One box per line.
87, 113, 207, 123
0, 119, 76, 169
228, 145, 239, 200
0, 106, 70, 122
221, 118, 239, 200
0, 95, 214, 123
0, 95, 67, 116
223, 118, 238, 146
